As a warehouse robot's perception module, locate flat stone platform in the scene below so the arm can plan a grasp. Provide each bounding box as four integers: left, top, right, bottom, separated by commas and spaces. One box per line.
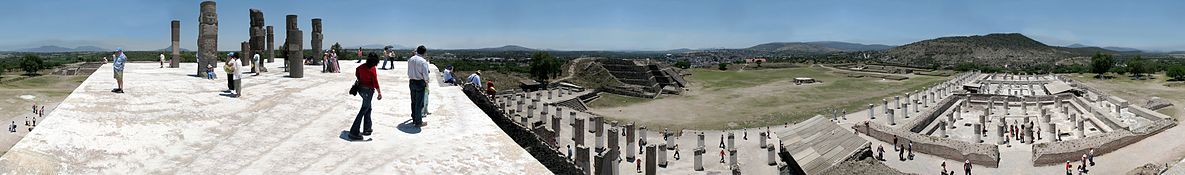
0, 62, 548, 174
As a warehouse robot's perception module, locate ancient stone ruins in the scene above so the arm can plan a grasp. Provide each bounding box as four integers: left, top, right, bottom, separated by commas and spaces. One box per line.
284, 14, 304, 78
196, 1, 218, 75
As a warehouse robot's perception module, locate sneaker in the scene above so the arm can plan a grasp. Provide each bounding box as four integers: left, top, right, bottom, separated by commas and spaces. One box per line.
115, 89, 125, 93
362, 130, 373, 136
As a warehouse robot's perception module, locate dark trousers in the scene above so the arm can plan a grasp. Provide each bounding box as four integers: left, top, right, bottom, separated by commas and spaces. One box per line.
227, 73, 235, 90
382, 58, 393, 69
410, 80, 427, 125
350, 87, 375, 138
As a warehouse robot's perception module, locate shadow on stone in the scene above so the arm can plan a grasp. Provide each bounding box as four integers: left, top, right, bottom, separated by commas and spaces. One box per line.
397, 119, 422, 134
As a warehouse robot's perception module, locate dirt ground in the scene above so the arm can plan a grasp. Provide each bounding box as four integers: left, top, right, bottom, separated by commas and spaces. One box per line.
0, 73, 88, 156
587, 64, 951, 130
1069, 73, 1185, 118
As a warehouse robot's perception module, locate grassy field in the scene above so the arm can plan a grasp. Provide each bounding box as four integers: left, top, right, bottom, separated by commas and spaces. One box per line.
1069, 73, 1185, 119
586, 93, 655, 108
586, 64, 951, 130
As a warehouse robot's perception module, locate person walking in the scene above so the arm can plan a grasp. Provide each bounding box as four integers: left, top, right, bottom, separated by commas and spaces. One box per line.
719, 149, 726, 163
876, 145, 884, 161
1066, 161, 1072, 175
407, 45, 430, 127
347, 54, 382, 140
907, 141, 914, 160
112, 48, 127, 93
230, 53, 243, 98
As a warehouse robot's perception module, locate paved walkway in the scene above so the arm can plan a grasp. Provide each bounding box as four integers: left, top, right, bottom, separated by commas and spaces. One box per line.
0, 62, 548, 174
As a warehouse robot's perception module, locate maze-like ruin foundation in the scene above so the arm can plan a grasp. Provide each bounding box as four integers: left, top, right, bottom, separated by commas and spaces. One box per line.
853, 72, 1176, 167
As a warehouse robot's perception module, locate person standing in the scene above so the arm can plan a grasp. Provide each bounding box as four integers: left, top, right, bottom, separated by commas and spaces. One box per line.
230, 53, 243, 98
252, 53, 262, 76
112, 48, 127, 93
964, 160, 972, 175
225, 55, 235, 93
159, 53, 166, 68
380, 47, 393, 69
1066, 161, 1073, 175
1089, 148, 1095, 166
347, 53, 382, 140
407, 45, 430, 127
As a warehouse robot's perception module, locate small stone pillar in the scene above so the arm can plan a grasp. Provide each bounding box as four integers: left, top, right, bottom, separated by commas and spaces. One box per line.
997, 118, 1006, 145
548, 89, 554, 100
607, 128, 620, 152
987, 99, 994, 115
694, 145, 705, 171
645, 145, 656, 175
266, 26, 274, 63
883, 99, 889, 114
767, 144, 777, 166
577, 145, 591, 175
759, 132, 768, 148
974, 123, 983, 143
589, 116, 600, 133
913, 99, 920, 113
574, 117, 585, 146
868, 104, 876, 119
948, 112, 957, 129
551, 114, 562, 138
888, 109, 896, 125
640, 126, 648, 145
938, 121, 948, 137
895, 96, 901, 109
903, 102, 910, 118
657, 144, 668, 167
626, 124, 636, 160
1048, 123, 1057, 139
729, 147, 739, 167
663, 129, 673, 149
284, 14, 304, 78
1077, 119, 1086, 138
525, 105, 534, 124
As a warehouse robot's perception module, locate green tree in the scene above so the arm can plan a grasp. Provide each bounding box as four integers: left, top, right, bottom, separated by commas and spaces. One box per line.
673, 60, 691, 69
718, 63, 729, 70
1127, 55, 1147, 79
330, 42, 344, 57
1167, 65, 1185, 81
528, 52, 562, 81
19, 55, 43, 75
1090, 53, 1114, 79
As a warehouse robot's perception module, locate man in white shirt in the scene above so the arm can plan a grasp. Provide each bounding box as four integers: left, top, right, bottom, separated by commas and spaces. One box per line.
407, 45, 430, 127
230, 53, 243, 98
253, 53, 263, 75
159, 54, 166, 68
468, 71, 482, 90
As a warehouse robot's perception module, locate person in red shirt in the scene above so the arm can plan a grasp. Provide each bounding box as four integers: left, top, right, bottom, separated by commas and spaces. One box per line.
348, 53, 383, 140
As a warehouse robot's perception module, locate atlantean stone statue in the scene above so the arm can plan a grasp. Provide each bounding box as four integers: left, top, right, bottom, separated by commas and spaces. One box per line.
170, 20, 181, 68
248, 9, 267, 72
285, 14, 304, 78
311, 18, 323, 63
197, 1, 218, 76
266, 26, 274, 63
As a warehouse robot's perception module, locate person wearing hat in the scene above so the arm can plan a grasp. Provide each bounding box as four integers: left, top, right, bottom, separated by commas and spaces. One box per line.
442, 65, 455, 85
112, 48, 127, 93
468, 70, 483, 90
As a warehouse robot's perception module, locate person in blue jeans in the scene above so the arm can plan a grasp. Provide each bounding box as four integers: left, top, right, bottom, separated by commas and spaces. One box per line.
349, 53, 382, 140
407, 45, 430, 127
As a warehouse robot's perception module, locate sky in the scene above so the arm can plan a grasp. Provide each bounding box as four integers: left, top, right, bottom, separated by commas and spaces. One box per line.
0, 0, 1183, 51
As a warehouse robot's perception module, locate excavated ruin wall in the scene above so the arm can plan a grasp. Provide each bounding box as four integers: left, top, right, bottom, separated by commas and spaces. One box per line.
855, 123, 1000, 167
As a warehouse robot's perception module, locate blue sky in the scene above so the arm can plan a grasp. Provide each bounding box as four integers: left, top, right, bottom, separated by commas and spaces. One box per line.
1, 0, 1183, 51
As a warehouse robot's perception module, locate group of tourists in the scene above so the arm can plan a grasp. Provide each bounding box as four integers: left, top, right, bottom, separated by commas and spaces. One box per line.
345, 45, 433, 141
322, 50, 340, 73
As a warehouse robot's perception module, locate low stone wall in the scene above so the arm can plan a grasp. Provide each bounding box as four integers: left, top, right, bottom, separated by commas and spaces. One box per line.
1031, 119, 1176, 166
1129, 106, 1173, 121
855, 123, 1001, 167
463, 85, 582, 174
906, 95, 957, 133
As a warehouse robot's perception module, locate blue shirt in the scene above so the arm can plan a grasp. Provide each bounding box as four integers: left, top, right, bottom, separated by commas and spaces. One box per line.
113, 53, 127, 72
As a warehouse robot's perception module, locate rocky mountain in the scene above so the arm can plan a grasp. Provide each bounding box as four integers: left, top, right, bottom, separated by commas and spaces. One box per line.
16, 45, 108, 52
746, 41, 892, 53
879, 33, 1112, 67
156, 47, 191, 52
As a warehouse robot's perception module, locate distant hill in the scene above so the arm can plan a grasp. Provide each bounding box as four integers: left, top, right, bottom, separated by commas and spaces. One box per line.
880, 33, 1111, 67
156, 46, 191, 52
1065, 43, 1141, 52
473, 45, 538, 52
350, 44, 411, 50
746, 41, 892, 53
16, 45, 108, 52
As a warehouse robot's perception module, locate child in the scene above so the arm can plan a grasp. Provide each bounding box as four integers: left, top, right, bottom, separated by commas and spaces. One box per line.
206, 64, 217, 79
